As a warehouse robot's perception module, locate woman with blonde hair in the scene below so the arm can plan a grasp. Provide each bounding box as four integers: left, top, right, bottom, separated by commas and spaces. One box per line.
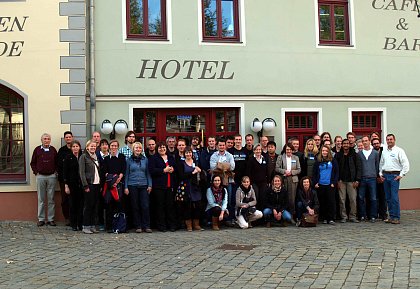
235, 176, 263, 229
303, 138, 318, 177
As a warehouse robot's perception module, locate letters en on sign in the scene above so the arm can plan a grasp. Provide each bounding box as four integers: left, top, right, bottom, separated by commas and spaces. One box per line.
0, 16, 28, 57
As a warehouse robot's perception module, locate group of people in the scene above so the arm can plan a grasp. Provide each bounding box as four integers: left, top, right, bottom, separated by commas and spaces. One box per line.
30, 129, 409, 234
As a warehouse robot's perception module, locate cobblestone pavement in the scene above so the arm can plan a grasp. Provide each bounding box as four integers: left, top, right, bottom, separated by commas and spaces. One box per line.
1, 211, 420, 289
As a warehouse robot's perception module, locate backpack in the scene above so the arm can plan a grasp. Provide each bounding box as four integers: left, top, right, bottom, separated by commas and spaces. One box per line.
112, 212, 127, 233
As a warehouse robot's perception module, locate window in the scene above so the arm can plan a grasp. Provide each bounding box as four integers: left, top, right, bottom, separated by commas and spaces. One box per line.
202, 0, 240, 42
318, 0, 350, 45
126, 0, 167, 40
285, 112, 318, 151
352, 111, 381, 139
0, 84, 25, 182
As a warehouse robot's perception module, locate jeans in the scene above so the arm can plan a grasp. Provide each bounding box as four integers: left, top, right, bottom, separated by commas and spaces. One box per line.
296, 202, 313, 220
128, 185, 150, 229
36, 174, 57, 222
226, 183, 235, 220
383, 173, 401, 220
263, 208, 292, 222
358, 178, 377, 219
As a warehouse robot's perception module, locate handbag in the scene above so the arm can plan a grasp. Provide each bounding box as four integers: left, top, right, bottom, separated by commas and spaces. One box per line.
300, 213, 318, 227
175, 181, 189, 202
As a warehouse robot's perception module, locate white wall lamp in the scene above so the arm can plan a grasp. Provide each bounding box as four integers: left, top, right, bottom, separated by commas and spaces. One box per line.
100, 119, 129, 139
250, 117, 277, 140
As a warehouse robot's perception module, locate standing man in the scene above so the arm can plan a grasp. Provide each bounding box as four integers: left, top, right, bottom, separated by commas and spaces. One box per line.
191, 136, 202, 162
372, 138, 387, 220
313, 134, 321, 149
291, 138, 305, 179
266, 141, 279, 182
335, 139, 361, 223
346, 132, 357, 152
226, 136, 235, 151
260, 136, 269, 155
57, 131, 73, 226
92, 131, 101, 149
119, 130, 136, 160
243, 134, 254, 157
200, 136, 217, 175
229, 134, 248, 193
379, 134, 409, 224
145, 138, 157, 158
357, 135, 379, 222
30, 133, 58, 226
166, 136, 178, 158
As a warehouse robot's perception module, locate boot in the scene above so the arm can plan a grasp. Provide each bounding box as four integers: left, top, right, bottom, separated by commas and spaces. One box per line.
193, 219, 203, 231
212, 217, 220, 231
185, 219, 193, 232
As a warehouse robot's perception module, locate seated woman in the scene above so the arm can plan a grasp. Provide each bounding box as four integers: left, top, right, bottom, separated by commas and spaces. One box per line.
206, 175, 228, 230
235, 176, 263, 229
296, 176, 320, 227
263, 174, 292, 227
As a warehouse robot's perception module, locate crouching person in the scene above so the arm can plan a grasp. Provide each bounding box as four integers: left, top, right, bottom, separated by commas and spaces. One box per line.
263, 174, 293, 227
235, 176, 263, 229
296, 176, 320, 227
206, 175, 229, 230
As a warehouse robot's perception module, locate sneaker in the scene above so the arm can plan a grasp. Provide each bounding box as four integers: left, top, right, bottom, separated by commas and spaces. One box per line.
360, 217, 366, 222
37, 221, 45, 227
328, 220, 335, 225
145, 228, 152, 233
391, 219, 400, 224
90, 226, 99, 233
323, 220, 327, 224
98, 225, 105, 231
296, 220, 301, 227
135, 228, 143, 233
82, 228, 93, 234
384, 218, 391, 223
349, 218, 360, 223
370, 218, 376, 223
340, 219, 347, 223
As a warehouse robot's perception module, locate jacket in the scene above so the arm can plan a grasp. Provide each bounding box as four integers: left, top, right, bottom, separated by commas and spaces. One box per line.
275, 154, 301, 183
264, 186, 289, 212
296, 187, 320, 212
125, 155, 152, 189
312, 158, 339, 185
148, 154, 177, 189
79, 151, 100, 188
335, 150, 361, 182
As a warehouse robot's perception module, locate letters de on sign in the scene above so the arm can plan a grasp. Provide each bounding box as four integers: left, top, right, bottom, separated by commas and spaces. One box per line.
137, 59, 235, 80
0, 16, 28, 57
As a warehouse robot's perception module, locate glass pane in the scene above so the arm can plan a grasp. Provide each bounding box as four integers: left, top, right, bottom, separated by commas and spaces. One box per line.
10, 95, 23, 107
11, 157, 24, 174
133, 110, 144, 133
166, 114, 206, 133
12, 141, 24, 157
319, 5, 331, 41
0, 157, 11, 173
148, 0, 162, 35
372, 116, 377, 127
308, 116, 314, 128
352, 116, 358, 127
146, 111, 156, 133
204, 0, 218, 37
129, 0, 144, 34
334, 6, 345, 41
301, 116, 307, 128
216, 111, 225, 132
0, 93, 9, 107
11, 107, 23, 123
226, 110, 236, 131
287, 116, 292, 129
11, 124, 24, 140
0, 140, 9, 157
221, 0, 235, 37
0, 108, 10, 124
0, 124, 10, 142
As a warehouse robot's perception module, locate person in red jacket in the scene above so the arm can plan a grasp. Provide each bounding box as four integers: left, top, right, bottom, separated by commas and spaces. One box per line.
30, 133, 58, 227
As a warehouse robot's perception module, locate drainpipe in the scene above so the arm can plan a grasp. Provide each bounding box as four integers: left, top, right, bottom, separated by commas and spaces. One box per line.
88, 0, 96, 136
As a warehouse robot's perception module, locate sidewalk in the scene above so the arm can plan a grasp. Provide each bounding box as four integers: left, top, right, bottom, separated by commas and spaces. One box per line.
1, 211, 420, 289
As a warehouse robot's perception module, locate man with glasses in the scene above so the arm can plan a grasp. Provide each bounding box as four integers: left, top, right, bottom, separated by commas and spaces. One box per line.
119, 131, 136, 160
379, 134, 409, 224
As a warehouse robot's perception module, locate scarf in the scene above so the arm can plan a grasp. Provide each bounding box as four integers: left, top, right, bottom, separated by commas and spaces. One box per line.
211, 185, 224, 204
132, 155, 142, 163
272, 185, 282, 193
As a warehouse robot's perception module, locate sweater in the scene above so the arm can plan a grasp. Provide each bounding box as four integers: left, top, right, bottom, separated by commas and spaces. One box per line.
30, 145, 57, 175
125, 155, 152, 189
357, 149, 379, 179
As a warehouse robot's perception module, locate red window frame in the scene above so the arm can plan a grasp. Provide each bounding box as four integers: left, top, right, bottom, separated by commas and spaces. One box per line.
126, 0, 167, 40
352, 111, 382, 139
285, 112, 318, 152
132, 108, 239, 144
0, 85, 26, 182
318, 0, 350, 45
202, 0, 240, 42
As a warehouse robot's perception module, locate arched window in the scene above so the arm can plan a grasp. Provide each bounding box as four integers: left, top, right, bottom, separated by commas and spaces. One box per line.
0, 84, 25, 182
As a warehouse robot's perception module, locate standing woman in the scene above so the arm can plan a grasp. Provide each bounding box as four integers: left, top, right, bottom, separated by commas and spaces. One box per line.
235, 176, 263, 229
63, 140, 83, 231
246, 143, 268, 210
79, 140, 101, 234
103, 140, 127, 232
275, 143, 301, 218
148, 142, 177, 232
312, 145, 339, 225
177, 146, 203, 232
303, 139, 318, 178
124, 142, 152, 233
206, 175, 228, 230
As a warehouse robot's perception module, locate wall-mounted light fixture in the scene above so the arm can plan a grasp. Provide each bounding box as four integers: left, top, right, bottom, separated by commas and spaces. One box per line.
100, 119, 129, 139
250, 117, 277, 139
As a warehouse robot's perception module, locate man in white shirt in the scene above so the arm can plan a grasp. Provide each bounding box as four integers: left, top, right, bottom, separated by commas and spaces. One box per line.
379, 134, 409, 224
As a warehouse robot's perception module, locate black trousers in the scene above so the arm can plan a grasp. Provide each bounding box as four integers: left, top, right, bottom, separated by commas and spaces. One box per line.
154, 187, 177, 231
83, 184, 99, 227
317, 184, 336, 221
69, 183, 83, 229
